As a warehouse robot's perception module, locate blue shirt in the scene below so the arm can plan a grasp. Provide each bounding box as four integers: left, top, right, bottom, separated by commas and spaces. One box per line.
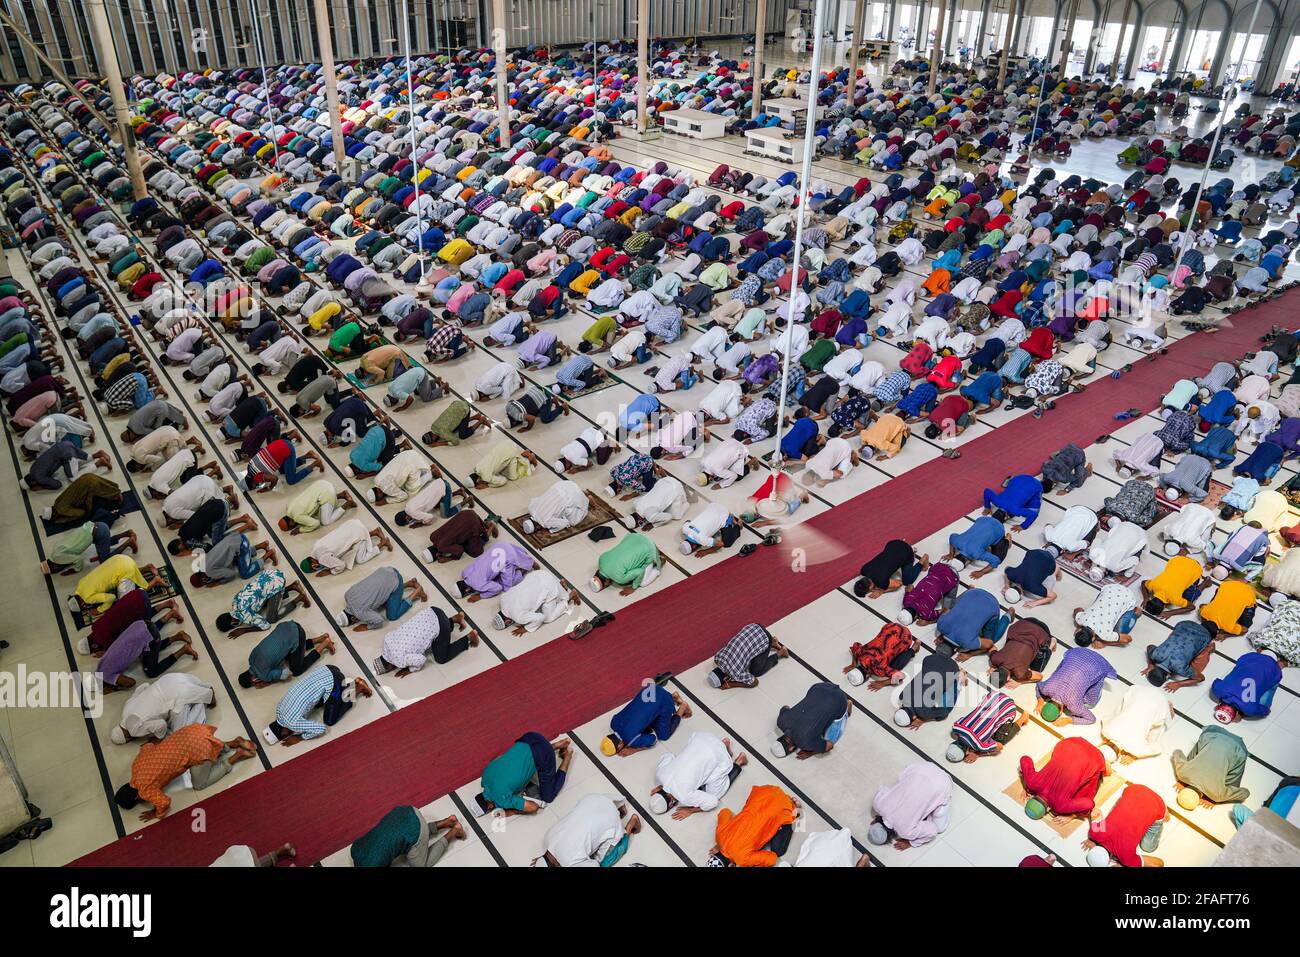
961, 370, 1003, 405
620, 393, 661, 432
949, 515, 1007, 567
609, 683, 677, 746
986, 474, 1042, 527
937, 588, 1000, 650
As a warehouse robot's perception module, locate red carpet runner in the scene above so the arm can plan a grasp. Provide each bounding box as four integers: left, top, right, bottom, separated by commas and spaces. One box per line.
75, 297, 1288, 865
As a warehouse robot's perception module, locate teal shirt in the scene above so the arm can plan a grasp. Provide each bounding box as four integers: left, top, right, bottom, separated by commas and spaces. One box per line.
597, 532, 661, 587
350, 805, 423, 867
480, 741, 536, 811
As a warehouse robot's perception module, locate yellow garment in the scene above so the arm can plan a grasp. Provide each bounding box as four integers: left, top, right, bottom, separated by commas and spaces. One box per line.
860, 414, 908, 457
1200, 580, 1256, 636
438, 238, 474, 266
1147, 556, 1203, 609
569, 269, 601, 295
473, 442, 531, 487
76, 555, 146, 613
307, 301, 341, 332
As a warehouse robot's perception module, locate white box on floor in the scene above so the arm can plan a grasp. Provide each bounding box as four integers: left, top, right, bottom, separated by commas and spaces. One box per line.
660, 108, 727, 139
745, 128, 798, 162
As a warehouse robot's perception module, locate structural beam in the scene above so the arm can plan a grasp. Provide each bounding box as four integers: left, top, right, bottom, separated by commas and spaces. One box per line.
1059, 0, 1079, 76
1109, 0, 1133, 81
312, 0, 348, 171
635, 0, 649, 132
85, 0, 146, 200
846, 0, 867, 110
751, 0, 768, 119
491, 0, 511, 149
928, 0, 947, 93
997, 0, 1021, 89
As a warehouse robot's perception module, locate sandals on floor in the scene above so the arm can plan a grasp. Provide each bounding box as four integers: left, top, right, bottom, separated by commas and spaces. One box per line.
942, 448, 962, 459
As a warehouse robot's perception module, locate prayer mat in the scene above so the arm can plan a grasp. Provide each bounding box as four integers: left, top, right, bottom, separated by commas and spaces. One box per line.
1055, 550, 1135, 589
1003, 750, 1124, 838
509, 490, 623, 548
559, 375, 620, 401
41, 491, 141, 537
71, 563, 181, 630
1152, 478, 1232, 520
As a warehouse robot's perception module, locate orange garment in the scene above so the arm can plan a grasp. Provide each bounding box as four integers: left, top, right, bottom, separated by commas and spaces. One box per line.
1147, 556, 1203, 609
129, 723, 226, 817
1199, 580, 1256, 636
714, 784, 796, 867
922, 268, 951, 296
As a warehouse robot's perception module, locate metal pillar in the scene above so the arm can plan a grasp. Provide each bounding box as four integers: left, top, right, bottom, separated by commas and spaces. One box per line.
1208, 21, 1236, 88
997, 0, 1020, 88
1109, 0, 1133, 80
929, 0, 947, 92
635, 0, 649, 132
491, 0, 510, 149
846, 0, 867, 107
85, 0, 146, 199
1059, 0, 1079, 75
401, 0, 427, 281
751, 0, 768, 119
312, 0, 348, 171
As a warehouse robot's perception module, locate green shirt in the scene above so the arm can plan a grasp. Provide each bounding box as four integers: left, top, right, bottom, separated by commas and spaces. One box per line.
582, 315, 616, 347
800, 339, 836, 372
481, 742, 536, 812
329, 322, 361, 352
429, 399, 471, 445
48, 521, 96, 572
597, 532, 661, 587
350, 805, 423, 867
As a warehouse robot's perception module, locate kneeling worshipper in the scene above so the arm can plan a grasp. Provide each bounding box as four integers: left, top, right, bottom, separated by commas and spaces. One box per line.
521, 479, 589, 535
1198, 578, 1258, 638
472, 733, 573, 817
1101, 684, 1174, 763
495, 569, 576, 635
238, 622, 335, 688
708, 784, 798, 867
379, 606, 479, 675
648, 731, 747, 820
395, 472, 468, 527
1042, 504, 1099, 555
867, 762, 953, 851
1073, 582, 1142, 648
366, 448, 434, 505
1036, 646, 1118, 725
1086, 517, 1148, 584
894, 649, 964, 730
987, 616, 1054, 688
541, 795, 641, 867
679, 502, 742, 557
1001, 546, 1062, 608
1249, 596, 1300, 666
110, 673, 216, 745
982, 472, 1043, 528
631, 474, 690, 529
115, 723, 257, 821
423, 510, 498, 562
1171, 726, 1251, 809
300, 519, 390, 576
1020, 736, 1109, 819
96, 619, 197, 692
73, 554, 161, 614
1211, 651, 1285, 722
1231, 776, 1300, 830
337, 567, 426, 631
1143, 619, 1215, 690
601, 678, 692, 756
771, 681, 851, 759
945, 514, 1009, 576
1084, 783, 1169, 868
265, 665, 373, 746
853, 538, 928, 598
1159, 502, 1218, 556
469, 443, 536, 489
945, 690, 1025, 764
844, 621, 918, 687
591, 531, 662, 596
897, 561, 961, 627
278, 479, 350, 534
793, 828, 869, 867
1040, 443, 1091, 494
1142, 554, 1209, 617
937, 587, 1009, 657
350, 806, 466, 867
458, 541, 534, 601
709, 623, 788, 689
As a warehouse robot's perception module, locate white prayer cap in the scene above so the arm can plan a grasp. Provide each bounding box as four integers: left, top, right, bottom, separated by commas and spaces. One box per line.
945, 743, 966, 763
1211, 564, 1230, 581
604, 485, 616, 497
117, 579, 136, 597
948, 558, 966, 572
1270, 590, 1290, 608
1099, 744, 1118, 764
867, 822, 889, 845
334, 611, 350, 628
695, 473, 709, 486
1164, 540, 1181, 556
1088, 566, 1105, 583
76, 637, 90, 655
1163, 487, 1180, 502
1116, 466, 1133, 478
1107, 515, 1121, 529
492, 612, 507, 630
110, 726, 127, 745
422, 548, 435, 563
678, 541, 693, 556
1086, 846, 1112, 868
1004, 587, 1022, 604
552, 460, 566, 472
893, 708, 911, 728
897, 608, 915, 626
590, 576, 605, 592
345, 464, 357, 478
365, 488, 377, 503
648, 792, 669, 815
770, 739, 789, 758
846, 668, 865, 686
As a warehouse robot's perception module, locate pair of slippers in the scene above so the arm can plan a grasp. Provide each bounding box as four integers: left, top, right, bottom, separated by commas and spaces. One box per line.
738, 533, 781, 557
568, 611, 616, 641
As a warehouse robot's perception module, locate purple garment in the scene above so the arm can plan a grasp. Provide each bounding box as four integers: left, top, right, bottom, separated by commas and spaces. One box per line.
1266, 417, 1300, 453
518, 330, 557, 367
460, 542, 535, 598
744, 353, 779, 385
1035, 647, 1117, 725
98, 619, 153, 684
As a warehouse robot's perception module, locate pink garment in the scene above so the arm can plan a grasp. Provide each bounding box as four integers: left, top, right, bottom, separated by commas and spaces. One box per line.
871, 762, 952, 845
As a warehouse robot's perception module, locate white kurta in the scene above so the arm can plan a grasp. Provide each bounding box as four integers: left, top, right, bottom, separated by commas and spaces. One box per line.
528, 480, 589, 533
635, 477, 689, 526
500, 569, 569, 631
1088, 521, 1147, 574
118, 673, 214, 741
701, 440, 748, 487
794, 827, 858, 867
654, 732, 734, 811
805, 437, 853, 481
699, 380, 743, 421
543, 794, 624, 867
1161, 503, 1217, 554
1101, 685, 1171, 758
1043, 505, 1098, 553
373, 449, 431, 503
559, 427, 607, 469
311, 519, 378, 574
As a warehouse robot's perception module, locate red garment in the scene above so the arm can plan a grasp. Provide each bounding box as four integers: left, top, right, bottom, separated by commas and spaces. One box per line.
1089, 784, 1165, 867
926, 356, 962, 389
1019, 736, 1106, 815
1022, 327, 1055, 360
900, 343, 933, 377
928, 394, 970, 426
851, 623, 914, 678
990, 290, 1022, 318
89, 587, 149, 654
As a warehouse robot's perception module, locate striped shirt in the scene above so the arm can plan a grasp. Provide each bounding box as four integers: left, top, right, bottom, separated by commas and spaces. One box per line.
952, 691, 1019, 753
274, 666, 337, 739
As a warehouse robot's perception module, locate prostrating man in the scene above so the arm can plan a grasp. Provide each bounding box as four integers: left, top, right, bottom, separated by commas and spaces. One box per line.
648, 732, 747, 820
987, 616, 1054, 688
1083, 783, 1168, 868
377, 607, 479, 676
541, 795, 641, 867
1143, 620, 1215, 690
114, 723, 257, 821
1035, 646, 1118, 725
1171, 726, 1251, 809
708, 784, 799, 867
590, 531, 663, 596
894, 649, 965, 730
238, 621, 335, 688
852, 538, 928, 598
946, 690, 1026, 764
600, 678, 693, 756
300, 519, 392, 576
216, 569, 310, 638
708, 623, 789, 689
110, 673, 216, 745
337, 566, 426, 631
494, 569, 578, 636
521, 479, 589, 536
1019, 736, 1109, 819
772, 681, 851, 759
844, 621, 918, 688
264, 665, 374, 746
867, 762, 953, 851
472, 733, 573, 817
350, 806, 466, 867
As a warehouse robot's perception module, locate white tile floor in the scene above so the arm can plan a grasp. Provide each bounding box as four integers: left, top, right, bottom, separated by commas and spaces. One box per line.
2, 63, 1299, 867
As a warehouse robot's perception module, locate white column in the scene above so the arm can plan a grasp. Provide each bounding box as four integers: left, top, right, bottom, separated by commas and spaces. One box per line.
928, 0, 947, 93
313, 0, 348, 171
85, 0, 147, 199
997, 0, 1020, 89
752, 0, 768, 119
635, 0, 649, 132
492, 0, 510, 149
